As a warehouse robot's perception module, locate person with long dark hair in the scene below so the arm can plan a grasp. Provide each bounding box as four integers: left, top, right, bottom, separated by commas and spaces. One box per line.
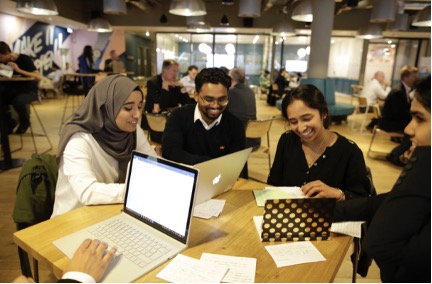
268, 84, 371, 200
334, 76, 431, 283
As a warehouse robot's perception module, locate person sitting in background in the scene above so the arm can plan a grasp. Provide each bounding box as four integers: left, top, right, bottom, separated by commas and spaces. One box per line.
179, 65, 199, 96
0, 41, 41, 134
380, 65, 418, 167
104, 49, 125, 74
274, 68, 290, 96
268, 84, 371, 200
226, 67, 260, 150
259, 69, 271, 90
143, 59, 191, 142
333, 76, 430, 283
162, 67, 246, 165
13, 239, 117, 283
363, 71, 391, 131
52, 75, 156, 218
47, 62, 63, 89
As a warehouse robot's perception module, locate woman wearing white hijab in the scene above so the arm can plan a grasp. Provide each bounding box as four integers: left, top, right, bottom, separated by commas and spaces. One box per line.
52, 75, 156, 218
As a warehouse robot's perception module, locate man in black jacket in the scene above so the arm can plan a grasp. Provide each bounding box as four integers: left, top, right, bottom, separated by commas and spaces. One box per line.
380, 65, 418, 166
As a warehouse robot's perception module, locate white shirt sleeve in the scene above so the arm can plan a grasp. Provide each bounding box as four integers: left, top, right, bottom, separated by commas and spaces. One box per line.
62, 271, 96, 283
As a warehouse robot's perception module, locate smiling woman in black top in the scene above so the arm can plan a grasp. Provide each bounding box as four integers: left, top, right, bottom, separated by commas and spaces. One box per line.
268, 84, 370, 200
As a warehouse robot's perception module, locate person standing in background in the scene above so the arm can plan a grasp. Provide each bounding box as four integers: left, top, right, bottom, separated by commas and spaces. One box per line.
78, 45, 99, 92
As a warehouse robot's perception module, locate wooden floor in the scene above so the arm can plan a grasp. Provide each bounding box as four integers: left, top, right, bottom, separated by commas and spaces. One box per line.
0, 92, 403, 282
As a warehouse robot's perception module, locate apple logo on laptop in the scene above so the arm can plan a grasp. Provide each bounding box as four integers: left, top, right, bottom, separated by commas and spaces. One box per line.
212, 174, 221, 185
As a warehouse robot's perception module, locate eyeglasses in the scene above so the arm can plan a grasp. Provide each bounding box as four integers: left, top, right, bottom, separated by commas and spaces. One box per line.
198, 93, 229, 106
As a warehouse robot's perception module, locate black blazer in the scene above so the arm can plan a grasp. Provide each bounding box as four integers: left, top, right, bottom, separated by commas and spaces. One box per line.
379, 82, 412, 132
144, 75, 190, 113
334, 147, 431, 283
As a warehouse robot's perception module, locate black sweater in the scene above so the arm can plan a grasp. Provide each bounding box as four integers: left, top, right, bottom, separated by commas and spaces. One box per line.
161, 104, 246, 165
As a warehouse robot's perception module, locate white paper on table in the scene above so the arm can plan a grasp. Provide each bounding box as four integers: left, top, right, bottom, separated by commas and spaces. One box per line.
265, 242, 326, 268
200, 253, 257, 283
253, 216, 263, 240
331, 221, 365, 238
156, 254, 229, 283
253, 187, 304, 207
193, 199, 226, 219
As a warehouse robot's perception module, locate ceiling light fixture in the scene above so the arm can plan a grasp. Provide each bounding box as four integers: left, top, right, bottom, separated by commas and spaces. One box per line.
412, 5, 431, 27
291, 0, 313, 22
220, 14, 229, 26
88, 18, 112, 33
186, 22, 211, 33
103, 0, 127, 15
16, 0, 58, 16
169, 0, 207, 16
386, 13, 409, 31
238, 0, 261, 17
160, 13, 168, 23
370, 0, 396, 23
355, 24, 383, 39
271, 20, 296, 37
222, 0, 234, 5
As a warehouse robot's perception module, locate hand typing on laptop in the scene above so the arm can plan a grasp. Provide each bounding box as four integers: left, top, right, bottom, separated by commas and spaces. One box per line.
13, 239, 117, 283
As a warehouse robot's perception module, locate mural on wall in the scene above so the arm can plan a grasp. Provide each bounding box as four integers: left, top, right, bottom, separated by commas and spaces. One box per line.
0, 12, 127, 76
11, 22, 70, 75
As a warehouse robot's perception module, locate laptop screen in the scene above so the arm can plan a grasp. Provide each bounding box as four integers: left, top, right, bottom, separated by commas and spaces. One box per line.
124, 151, 199, 244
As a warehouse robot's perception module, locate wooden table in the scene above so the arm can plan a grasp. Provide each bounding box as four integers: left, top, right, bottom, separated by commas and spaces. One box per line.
0, 76, 34, 171
13, 179, 352, 282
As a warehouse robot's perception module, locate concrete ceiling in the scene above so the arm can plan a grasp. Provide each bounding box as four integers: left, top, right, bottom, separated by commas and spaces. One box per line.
1, 0, 430, 39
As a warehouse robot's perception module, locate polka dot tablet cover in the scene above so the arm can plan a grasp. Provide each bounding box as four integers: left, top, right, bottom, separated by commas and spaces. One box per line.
261, 198, 336, 242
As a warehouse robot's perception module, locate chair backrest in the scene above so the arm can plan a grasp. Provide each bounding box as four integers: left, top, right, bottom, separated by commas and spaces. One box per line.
372, 104, 381, 118
245, 119, 273, 139
13, 153, 58, 226
358, 96, 368, 107
145, 113, 167, 133
351, 84, 363, 96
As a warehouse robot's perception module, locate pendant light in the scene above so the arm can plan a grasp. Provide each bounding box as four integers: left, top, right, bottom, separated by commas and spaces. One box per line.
88, 18, 112, 33
412, 5, 431, 27
355, 24, 383, 39
16, 0, 58, 16
169, 0, 206, 16
271, 20, 296, 37
238, 0, 261, 18
291, 0, 313, 22
220, 14, 229, 26
370, 0, 396, 23
103, 0, 127, 15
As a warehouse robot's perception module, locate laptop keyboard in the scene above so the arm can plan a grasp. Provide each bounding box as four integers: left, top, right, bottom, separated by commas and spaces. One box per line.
89, 218, 172, 267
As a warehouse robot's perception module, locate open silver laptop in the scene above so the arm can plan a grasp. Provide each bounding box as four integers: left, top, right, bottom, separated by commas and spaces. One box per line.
193, 147, 252, 205
53, 151, 199, 283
